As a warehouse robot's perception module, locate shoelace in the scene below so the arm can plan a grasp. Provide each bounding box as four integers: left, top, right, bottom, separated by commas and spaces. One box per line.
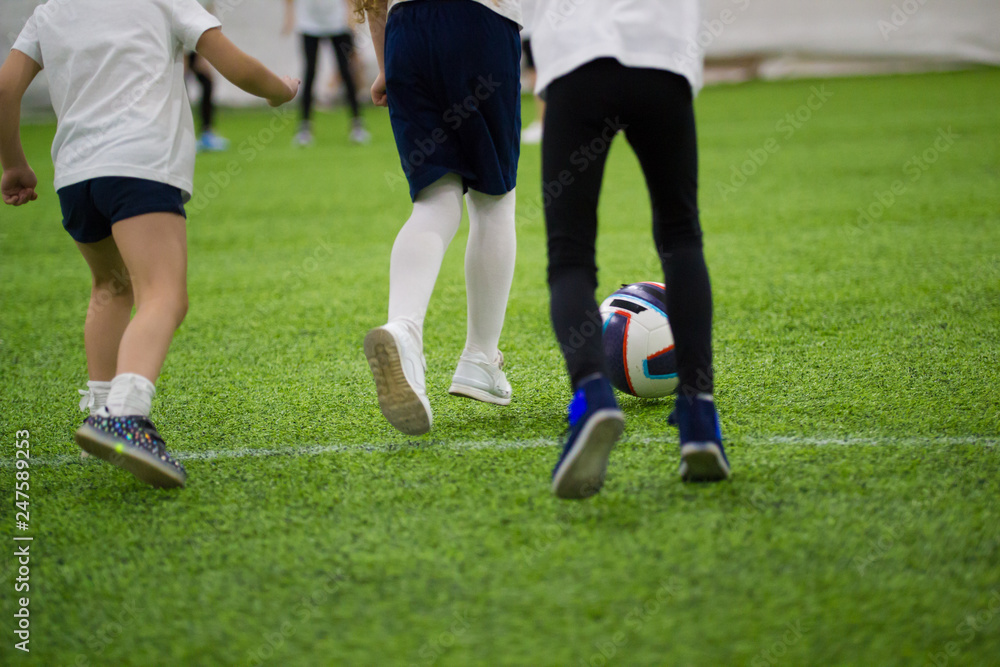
78, 389, 94, 413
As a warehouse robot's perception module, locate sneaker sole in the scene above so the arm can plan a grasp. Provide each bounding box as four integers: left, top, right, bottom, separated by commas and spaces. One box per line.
551, 409, 625, 500
74, 424, 185, 489
679, 442, 731, 482
364, 328, 432, 436
447, 382, 512, 406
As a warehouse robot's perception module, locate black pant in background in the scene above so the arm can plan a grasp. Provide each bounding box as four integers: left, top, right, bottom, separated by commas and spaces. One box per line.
301, 32, 361, 122
544, 58, 714, 395
187, 52, 214, 133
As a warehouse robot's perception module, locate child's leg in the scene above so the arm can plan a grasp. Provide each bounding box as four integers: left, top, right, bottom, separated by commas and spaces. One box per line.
462, 188, 516, 361
189, 52, 215, 133
75, 236, 134, 382
300, 34, 320, 123
621, 70, 712, 398
386, 174, 464, 337
331, 33, 360, 120
543, 62, 617, 389
109, 212, 188, 389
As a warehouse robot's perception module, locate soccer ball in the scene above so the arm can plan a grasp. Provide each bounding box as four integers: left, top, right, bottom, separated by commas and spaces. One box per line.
599, 282, 679, 398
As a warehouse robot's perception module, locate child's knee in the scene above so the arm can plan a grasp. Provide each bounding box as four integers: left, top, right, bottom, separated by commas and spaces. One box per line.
91, 273, 133, 303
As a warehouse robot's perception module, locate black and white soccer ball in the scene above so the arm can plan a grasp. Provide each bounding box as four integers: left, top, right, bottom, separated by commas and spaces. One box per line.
599, 282, 679, 398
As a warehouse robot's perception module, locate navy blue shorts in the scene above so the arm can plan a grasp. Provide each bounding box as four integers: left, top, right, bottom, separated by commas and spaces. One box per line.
385, 0, 521, 202
58, 177, 186, 244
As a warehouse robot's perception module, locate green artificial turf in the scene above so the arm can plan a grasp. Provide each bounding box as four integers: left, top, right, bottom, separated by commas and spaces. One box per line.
2, 69, 999, 665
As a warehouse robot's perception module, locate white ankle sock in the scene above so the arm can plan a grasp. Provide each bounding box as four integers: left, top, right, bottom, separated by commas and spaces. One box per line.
387, 174, 464, 331
106, 373, 156, 417
463, 188, 516, 361
79, 380, 112, 416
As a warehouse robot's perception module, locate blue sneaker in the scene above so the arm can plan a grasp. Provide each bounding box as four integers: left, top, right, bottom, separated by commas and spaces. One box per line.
675, 393, 730, 482
551, 376, 625, 499
197, 130, 230, 153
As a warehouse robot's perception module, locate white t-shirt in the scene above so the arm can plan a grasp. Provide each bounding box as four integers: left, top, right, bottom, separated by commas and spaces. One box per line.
388, 0, 522, 29
520, 0, 536, 37
295, 0, 350, 36
531, 0, 703, 96
12, 0, 221, 201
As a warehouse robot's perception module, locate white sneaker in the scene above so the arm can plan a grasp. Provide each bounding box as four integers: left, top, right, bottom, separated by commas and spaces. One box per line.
363, 321, 432, 435
349, 122, 372, 145
448, 351, 512, 406
521, 120, 543, 145
294, 126, 314, 147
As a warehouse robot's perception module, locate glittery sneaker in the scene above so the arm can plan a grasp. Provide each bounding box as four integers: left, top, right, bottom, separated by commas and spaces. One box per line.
448, 350, 512, 405
551, 375, 625, 499
74, 413, 186, 488
364, 321, 432, 435
675, 393, 730, 482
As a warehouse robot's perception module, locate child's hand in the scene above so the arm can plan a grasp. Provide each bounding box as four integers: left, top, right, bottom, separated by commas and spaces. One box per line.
268, 76, 301, 107
371, 72, 387, 107
1, 166, 38, 206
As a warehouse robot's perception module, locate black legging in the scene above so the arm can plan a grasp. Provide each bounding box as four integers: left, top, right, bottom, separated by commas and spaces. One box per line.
544, 58, 714, 395
301, 32, 361, 122
187, 52, 214, 132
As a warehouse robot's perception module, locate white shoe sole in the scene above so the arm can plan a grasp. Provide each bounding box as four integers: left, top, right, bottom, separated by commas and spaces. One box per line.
74, 424, 185, 489
364, 327, 432, 436
679, 442, 731, 482
447, 382, 511, 406
551, 409, 625, 500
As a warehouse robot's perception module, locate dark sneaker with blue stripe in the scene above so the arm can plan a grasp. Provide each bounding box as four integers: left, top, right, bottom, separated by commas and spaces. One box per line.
75, 412, 186, 488
675, 393, 730, 482
551, 375, 625, 499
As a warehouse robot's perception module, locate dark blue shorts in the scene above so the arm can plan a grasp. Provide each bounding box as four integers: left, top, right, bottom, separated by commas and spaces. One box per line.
57, 177, 186, 244
385, 0, 521, 201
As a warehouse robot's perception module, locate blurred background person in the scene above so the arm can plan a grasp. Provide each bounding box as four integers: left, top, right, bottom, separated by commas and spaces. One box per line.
519, 0, 544, 145
188, 0, 230, 152
284, 0, 371, 145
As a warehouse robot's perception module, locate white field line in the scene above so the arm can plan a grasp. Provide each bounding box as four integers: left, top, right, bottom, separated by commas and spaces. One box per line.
2, 435, 997, 469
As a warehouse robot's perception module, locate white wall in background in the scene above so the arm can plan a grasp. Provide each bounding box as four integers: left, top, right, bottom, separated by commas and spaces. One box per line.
3, 0, 998, 110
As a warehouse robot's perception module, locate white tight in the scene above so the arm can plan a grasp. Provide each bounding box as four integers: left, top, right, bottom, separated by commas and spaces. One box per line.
387, 174, 516, 361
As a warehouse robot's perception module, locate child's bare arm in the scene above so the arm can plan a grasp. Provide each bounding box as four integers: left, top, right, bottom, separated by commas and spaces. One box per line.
0, 49, 42, 206
196, 28, 299, 107
282, 0, 295, 36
